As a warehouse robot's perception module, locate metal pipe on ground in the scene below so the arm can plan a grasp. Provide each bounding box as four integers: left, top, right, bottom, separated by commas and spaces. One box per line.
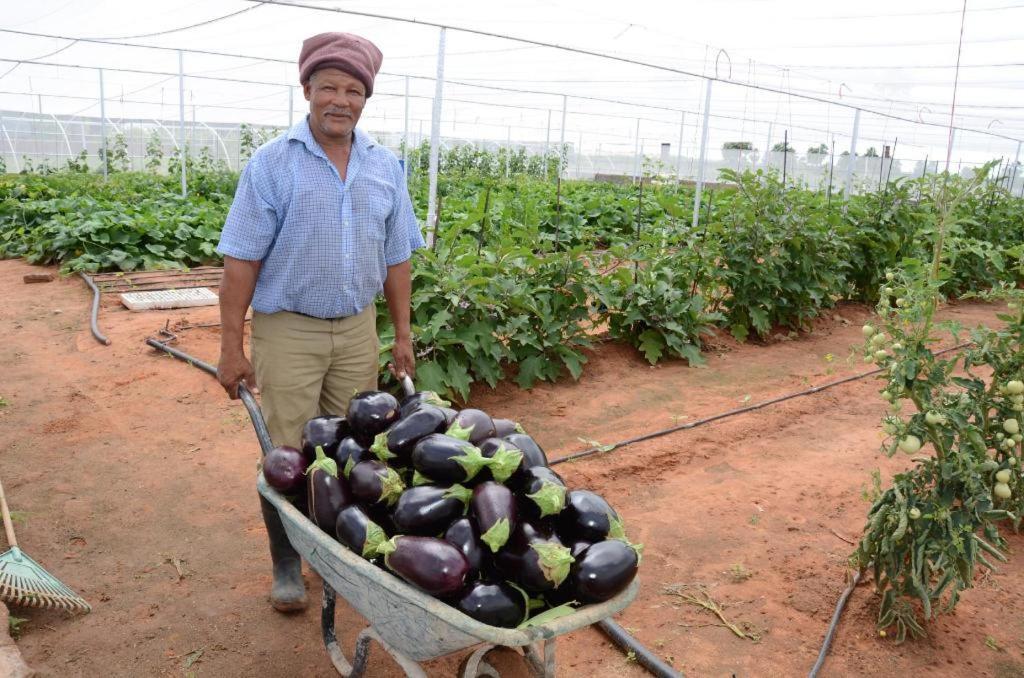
79, 272, 111, 346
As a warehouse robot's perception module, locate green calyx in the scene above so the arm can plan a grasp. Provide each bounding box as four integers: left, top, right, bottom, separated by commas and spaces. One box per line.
527, 481, 567, 517
422, 391, 451, 408
443, 483, 473, 506
446, 420, 474, 441
362, 520, 388, 559
370, 432, 396, 462
379, 468, 406, 507
487, 444, 524, 483
480, 517, 511, 553
514, 422, 526, 434
453, 444, 490, 481
375, 536, 399, 566
306, 445, 338, 478
607, 515, 627, 541
506, 581, 533, 626
412, 470, 433, 486
517, 602, 578, 629
531, 542, 574, 587
343, 455, 356, 478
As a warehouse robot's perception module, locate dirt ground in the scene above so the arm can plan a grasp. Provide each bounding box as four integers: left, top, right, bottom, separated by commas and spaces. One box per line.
1, 257, 1022, 678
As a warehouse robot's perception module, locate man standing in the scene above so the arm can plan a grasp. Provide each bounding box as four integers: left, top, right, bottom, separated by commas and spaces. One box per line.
216, 33, 424, 612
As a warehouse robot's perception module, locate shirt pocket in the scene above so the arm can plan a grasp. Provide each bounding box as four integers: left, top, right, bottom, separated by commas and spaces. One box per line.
350, 176, 393, 241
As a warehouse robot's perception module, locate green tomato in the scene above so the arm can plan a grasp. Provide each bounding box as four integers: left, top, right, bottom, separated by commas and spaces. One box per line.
1004, 419, 1021, 435
1009, 457, 1019, 467
898, 435, 922, 454
881, 390, 893, 402
908, 507, 921, 520
1013, 434, 1023, 443
1006, 380, 1024, 395
980, 459, 1000, 472
994, 483, 1012, 500
885, 271, 895, 281
871, 333, 887, 347
882, 287, 893, 297
995, 469, 1012, 484
862, 324, 876, 338
874, 349, 888, 362
925, 411, 945, 426
895, 298, 906, 308
891, 342, 904, 351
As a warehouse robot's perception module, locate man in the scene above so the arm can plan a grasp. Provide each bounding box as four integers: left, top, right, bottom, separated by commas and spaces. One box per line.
215, 32, 424, 612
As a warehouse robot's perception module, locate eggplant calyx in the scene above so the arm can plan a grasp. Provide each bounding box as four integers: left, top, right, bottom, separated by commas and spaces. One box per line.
445, 420, 474, 441
379, 468, 407, 507
412, 470, 432, 486
607, 515, 628, 541
343, 456, 356, 479
306, 445, 339, 478
480, 517, 511, 553
376, 536, 399, 564
628, 541, 645, 564
514, 422, 526, 434
370, 432, 396, 462
517, 602, 578, 629
443, 483, 473, 506
527, 481, 567, 517
362, 520, 388, 559
423, 391, 451, 408
531, 542, 574, 587
488, 445, 524, 484
453, 444, 490, 481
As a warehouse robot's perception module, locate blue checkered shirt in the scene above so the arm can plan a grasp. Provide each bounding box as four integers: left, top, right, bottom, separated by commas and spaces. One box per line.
217, 118, 425, 319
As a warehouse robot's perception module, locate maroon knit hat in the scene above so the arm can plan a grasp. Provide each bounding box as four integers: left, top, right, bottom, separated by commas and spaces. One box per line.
298, 32, 383, 96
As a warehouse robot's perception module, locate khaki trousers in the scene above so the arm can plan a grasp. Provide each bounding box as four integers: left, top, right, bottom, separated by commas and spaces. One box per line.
251, 306, 378, 450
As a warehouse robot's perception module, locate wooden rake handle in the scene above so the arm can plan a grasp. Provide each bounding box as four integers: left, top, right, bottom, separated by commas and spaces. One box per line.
0, 476, 19, 548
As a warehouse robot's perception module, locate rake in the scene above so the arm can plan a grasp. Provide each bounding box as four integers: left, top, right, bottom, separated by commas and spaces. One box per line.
0, 476, 90, 614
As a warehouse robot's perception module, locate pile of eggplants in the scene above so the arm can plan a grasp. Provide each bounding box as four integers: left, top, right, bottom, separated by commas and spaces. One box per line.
260, 389, 642, 628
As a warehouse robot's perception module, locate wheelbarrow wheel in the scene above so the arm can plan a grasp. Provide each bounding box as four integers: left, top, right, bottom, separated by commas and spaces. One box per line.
459, 645, 500, 678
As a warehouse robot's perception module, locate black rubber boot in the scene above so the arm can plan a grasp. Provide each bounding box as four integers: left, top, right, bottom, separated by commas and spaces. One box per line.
260, 494, 308, 612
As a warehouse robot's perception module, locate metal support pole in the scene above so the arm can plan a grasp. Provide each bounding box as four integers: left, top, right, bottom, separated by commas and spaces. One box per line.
177, 50, 187, 197
575, 130, 582, 179
544, 109, 551, 180
559, 95, 567, 178
692, 79, 713, 229
403, 76, 410, 182
1010, 141, 1021, 192
763, 122, 773, 167
946, 128, 956, 174
782, 129, 789, 185
505, 126, 511, 178
632, 118, 641, 183
676, 111, 685, 182
844, 109, 861, 198
425, 27, 446, 248
98, 69, 107, 179
288, 85, 294, 128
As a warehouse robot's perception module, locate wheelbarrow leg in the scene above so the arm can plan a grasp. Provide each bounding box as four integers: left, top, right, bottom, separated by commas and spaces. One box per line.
321, 581, 428, 678
460, 645, 500, 678
523, 639, 556, 678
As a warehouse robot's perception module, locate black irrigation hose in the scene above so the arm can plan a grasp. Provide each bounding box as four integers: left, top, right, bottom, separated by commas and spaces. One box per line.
79, 272, 111, 346
598, 619, 682, 678
808, 570, 862, 678
551, 342, 972, 466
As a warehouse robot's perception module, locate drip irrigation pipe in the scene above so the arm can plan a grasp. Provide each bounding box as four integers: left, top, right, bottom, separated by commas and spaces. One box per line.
598, 619, 683, 678
79, 272, 111, 346
550, 341, 972, 465
808, 570, 862, 678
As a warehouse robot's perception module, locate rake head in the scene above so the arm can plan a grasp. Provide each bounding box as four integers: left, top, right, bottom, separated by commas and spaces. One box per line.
0, 546, 91, 614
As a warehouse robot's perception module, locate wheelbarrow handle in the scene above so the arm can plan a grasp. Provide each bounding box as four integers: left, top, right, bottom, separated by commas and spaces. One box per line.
239, 382, 274, 457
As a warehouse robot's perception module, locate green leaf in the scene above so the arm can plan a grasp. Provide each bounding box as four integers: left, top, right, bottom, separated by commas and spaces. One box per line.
517, 602, 579, 629
515, 355, 546, 389
637, 329, 664, 364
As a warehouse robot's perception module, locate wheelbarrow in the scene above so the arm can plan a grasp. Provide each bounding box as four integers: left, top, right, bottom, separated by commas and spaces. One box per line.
239, 380, 639, 677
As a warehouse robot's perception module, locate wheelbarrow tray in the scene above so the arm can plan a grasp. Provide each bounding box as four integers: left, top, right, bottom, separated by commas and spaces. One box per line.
257, 474, 638, 663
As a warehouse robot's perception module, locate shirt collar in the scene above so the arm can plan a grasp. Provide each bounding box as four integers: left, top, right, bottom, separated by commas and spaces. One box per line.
288, 116, 377, 158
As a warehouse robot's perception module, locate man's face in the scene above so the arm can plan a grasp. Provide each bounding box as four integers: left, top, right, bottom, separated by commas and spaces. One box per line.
303, 68, 366, 142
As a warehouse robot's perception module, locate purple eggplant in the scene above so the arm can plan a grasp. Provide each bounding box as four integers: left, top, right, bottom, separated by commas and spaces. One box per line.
569, 540, 592, 559
336, 437, 372, 478
262, 445, 308, 494
301, 415, 349, 460
444, 518, 486, 580
503, 433, 548, 470
446, 409, 497, 445
399, 390, 451, 418
371, 405, 447, 465
377, 536, 469, 597
349, 460, 406, 508
471, 482, 517, 553
497, 521, 574, 594
492, 418, 523, 438
518, 466, 567, 519
335, 505, 388, 558
439, 407, 459, 427
569, 539, 642, 603
477, 438, 525, 484
455, 580, 528, 628
412, 434, 491, 484
346, 391, 400, 447
392, 485, 473, 537
306, 446, 353, 532
557, 490, 623, 544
